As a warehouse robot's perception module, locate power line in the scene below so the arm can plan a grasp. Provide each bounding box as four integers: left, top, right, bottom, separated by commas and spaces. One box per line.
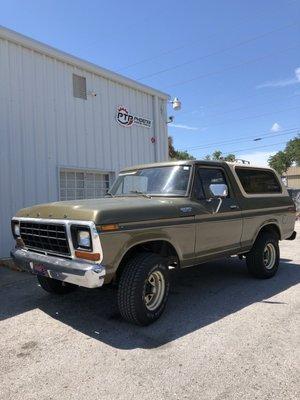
179, 93, 299, 121
179, 90, 299, 116
137, 22, 298, 80
117, 0, 298, 71
180, 127, 299, 151
180, 128, 299, 151
171, 105, 300, 132
165, 43, 300, 89
213, 140, 293, 156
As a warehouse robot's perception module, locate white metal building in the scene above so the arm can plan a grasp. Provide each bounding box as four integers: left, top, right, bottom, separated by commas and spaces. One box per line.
0, 26, 169, 259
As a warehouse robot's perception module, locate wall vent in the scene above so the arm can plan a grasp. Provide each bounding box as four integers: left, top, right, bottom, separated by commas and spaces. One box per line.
73, 74, 87, 99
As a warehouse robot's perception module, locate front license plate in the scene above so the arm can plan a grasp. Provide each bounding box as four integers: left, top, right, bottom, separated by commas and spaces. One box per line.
31, 262, 49, 277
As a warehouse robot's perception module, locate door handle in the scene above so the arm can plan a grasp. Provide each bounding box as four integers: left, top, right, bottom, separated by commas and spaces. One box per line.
230, 204, 238, 209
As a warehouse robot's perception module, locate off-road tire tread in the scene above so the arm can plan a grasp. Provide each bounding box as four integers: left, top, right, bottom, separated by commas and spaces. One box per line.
118, 252, 168, 325
246, 232, 279, 279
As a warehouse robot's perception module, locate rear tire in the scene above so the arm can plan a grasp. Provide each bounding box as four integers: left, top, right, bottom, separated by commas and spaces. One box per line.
246, 232, 280, 279
37, 275, 77, 294
118, 253, 170, 326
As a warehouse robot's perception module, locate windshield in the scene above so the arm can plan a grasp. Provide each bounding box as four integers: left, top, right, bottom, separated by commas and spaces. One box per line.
109, 165, 191, 197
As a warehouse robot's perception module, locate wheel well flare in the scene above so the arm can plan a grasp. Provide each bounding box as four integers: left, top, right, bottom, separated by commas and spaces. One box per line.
116, 240, 179, 281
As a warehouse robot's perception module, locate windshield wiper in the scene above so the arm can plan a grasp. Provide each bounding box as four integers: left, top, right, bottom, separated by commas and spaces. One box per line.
129, 190, 151, 198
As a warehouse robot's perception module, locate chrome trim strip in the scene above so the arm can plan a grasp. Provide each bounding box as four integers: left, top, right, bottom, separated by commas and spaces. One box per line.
12, 217, 103, 264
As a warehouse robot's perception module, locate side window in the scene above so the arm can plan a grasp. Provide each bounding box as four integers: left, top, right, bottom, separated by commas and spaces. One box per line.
193, 169, 205, 199
193, 168, 229, 199
236, 168, 282, 194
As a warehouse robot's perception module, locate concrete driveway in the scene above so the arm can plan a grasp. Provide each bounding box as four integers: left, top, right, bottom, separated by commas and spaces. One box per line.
1, 223, 299, 400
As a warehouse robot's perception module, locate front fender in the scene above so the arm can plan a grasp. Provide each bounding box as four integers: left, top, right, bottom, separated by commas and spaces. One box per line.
99, 218, 195, 279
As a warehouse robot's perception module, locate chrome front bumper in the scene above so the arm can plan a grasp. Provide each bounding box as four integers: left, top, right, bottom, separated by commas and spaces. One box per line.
11, 248, 106, 288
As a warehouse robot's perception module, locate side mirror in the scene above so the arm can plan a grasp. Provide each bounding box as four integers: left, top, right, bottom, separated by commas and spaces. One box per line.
209, 183, 228, 198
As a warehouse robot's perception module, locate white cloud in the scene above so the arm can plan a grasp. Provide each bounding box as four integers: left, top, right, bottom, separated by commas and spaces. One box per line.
256, 67, 300, 89
169, 123, 199, 131
256, 78, 296, 89
237, 151, 277, 167
270, 122, 281, 132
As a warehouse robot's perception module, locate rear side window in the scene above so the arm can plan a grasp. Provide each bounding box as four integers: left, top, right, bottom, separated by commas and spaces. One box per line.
236, 168, 282, 194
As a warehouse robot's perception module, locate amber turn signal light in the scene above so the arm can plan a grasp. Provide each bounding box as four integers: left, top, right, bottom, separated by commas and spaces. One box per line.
75, 250, 101, 261
98, 224, 119, 232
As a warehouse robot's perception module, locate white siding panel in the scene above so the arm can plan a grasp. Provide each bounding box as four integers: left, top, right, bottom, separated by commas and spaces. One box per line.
0, 36, 168, 258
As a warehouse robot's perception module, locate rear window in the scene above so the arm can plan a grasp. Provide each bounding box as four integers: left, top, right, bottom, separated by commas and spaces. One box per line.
236, 168, 282, 194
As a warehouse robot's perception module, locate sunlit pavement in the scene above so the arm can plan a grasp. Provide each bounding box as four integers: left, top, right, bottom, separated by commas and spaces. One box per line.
1, 222, 299, 400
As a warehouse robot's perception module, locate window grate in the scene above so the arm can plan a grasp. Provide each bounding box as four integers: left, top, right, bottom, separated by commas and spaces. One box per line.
73, 74, 87, 99
60, 169, 113, 201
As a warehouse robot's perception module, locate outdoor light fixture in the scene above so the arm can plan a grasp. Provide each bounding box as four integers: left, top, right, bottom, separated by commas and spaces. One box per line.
169, 97, 181, 111
88, 90, 97, 97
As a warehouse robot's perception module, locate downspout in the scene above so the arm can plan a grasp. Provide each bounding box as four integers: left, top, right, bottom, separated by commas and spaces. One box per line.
153, 95, 159, 162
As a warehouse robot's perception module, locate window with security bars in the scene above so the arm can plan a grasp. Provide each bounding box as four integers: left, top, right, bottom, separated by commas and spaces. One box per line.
73, 74, 87, 99
60, 169, 113, 200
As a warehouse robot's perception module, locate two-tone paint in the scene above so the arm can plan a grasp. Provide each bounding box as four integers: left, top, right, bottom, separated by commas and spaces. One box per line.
13, 160, 296, 284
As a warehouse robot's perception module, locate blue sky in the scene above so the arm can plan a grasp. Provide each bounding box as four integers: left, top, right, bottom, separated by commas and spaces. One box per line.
1, 0, 300, 165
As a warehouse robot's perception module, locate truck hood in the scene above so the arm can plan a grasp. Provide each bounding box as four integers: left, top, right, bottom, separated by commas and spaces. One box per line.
16, 197, 192, 225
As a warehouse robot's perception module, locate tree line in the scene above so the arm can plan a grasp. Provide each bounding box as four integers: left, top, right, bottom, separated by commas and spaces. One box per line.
169, 135, 300, 175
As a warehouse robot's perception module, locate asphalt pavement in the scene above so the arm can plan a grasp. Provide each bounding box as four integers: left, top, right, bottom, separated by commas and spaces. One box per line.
0, 223, 299, 400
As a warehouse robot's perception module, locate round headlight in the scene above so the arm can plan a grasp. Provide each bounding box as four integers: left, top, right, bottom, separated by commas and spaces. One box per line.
77, 230, 91, 248
13, 222, 20, 237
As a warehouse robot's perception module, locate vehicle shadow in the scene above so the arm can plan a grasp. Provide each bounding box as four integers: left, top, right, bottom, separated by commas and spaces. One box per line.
1, 257, 299, 349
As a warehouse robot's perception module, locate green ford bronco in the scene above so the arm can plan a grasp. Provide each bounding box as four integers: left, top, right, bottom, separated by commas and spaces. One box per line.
11, 160, 296, 325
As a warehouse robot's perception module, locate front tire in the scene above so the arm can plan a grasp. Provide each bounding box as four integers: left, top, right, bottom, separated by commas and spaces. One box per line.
117, 253, 170, 326
37, 275, 77, 294
246, 232, 280, 279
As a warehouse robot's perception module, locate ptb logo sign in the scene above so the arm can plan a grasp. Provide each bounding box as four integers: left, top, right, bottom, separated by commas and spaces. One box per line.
116, 106, 134, 127
116, 106, 152, 128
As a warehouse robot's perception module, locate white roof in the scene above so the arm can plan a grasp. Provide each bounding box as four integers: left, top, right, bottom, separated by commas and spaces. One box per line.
0, 25, 169, 100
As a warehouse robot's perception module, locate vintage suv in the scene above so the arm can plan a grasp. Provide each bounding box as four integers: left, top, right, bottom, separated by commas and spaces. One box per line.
11, 161, 296, 325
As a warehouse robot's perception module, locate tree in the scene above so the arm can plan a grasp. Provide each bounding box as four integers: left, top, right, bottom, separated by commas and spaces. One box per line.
224, 153, 236, 162
212, 150, 223, 160
204, 150, 236, 162
268, 151, 292, 175
285, 137, 300, 165
168, 136, 195, 160
268, 136, 300, 174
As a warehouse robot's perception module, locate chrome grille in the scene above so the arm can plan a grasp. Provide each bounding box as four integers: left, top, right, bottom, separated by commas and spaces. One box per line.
20, 221, 70, 256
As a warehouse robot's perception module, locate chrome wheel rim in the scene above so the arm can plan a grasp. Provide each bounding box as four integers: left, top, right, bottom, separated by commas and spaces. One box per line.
144, 271, 165, 311
263, 243, 276, 270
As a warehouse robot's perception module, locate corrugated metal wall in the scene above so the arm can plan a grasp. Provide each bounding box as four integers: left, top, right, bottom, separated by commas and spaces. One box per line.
0, 37, 168, 258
